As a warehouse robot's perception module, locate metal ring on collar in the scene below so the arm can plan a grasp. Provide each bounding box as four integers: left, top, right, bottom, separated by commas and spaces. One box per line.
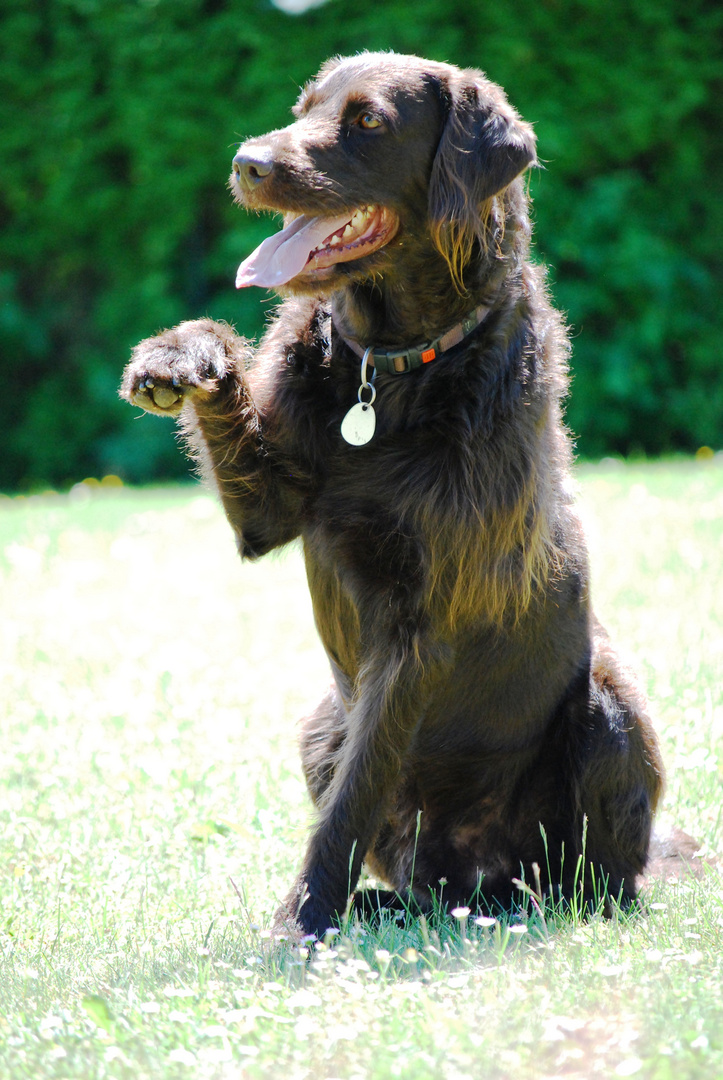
358, 347, 377, 405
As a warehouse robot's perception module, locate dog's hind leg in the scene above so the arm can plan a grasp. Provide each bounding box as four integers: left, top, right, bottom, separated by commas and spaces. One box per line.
298, 685, 347, 806
572, 628, 665, 904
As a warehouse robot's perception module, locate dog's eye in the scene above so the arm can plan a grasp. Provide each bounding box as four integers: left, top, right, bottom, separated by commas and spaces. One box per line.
357, 113, 382, 131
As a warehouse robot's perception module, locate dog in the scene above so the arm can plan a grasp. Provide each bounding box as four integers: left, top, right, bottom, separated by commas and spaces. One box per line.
121, 52, 664, 938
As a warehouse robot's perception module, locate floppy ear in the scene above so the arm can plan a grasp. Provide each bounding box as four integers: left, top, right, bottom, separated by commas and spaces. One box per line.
428, 73, 537, 290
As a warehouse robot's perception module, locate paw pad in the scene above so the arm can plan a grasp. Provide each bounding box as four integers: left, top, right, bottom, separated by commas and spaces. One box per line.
149, 386, 182, 410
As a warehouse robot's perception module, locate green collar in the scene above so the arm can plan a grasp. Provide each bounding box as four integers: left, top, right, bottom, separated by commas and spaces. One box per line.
334, 303, 491, 375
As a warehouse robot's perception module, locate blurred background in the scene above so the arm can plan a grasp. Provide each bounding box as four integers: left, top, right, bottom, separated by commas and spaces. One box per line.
1, 0, 721, 492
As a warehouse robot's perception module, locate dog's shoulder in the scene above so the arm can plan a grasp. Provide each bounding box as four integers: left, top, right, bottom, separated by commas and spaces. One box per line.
256, 295, 328, 366
247, 295, 346, 454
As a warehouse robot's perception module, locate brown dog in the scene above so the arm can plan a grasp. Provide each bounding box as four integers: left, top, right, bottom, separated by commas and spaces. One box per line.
121, 52, 664, 938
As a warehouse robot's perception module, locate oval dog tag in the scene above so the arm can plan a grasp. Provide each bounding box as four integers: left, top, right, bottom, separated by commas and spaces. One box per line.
341, 401, 376, 446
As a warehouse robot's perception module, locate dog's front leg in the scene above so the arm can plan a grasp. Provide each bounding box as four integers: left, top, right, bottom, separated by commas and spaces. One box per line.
275, 622, 449, 940
121, 318, 309, 556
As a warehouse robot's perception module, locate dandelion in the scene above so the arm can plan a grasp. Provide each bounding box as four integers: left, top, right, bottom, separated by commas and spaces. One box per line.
375, 949, 392, 973
451, 906, 470, 920
448, 974, 469, 988
615, 1058, 642, 1076
201, 1025, 229, 1038
286, 989, 322, 1010
474, 916, 497, 928
168, 1049, 196, 1066
509, 924, 528, 935
39, 1015, 63, 1034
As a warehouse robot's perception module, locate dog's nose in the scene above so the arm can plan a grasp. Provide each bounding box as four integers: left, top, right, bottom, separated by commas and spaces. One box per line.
232, 149, 274, 191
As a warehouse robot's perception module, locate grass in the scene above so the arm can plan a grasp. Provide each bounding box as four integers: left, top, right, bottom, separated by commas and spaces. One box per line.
1, 457, 722, 1080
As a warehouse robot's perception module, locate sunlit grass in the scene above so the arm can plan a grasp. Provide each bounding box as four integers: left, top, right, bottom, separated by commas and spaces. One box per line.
1, 458, 721, 1079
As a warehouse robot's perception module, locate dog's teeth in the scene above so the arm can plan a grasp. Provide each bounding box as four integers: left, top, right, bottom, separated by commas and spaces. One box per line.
342, 224, 354, 239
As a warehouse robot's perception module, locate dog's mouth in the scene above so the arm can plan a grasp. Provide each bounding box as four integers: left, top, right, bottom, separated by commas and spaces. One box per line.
235, 205, 399, 290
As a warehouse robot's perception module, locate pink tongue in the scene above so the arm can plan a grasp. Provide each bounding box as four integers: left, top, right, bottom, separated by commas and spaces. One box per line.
235, 213, 352, 289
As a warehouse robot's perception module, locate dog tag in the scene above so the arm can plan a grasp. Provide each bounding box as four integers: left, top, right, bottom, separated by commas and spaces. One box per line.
341, 401, 376, 446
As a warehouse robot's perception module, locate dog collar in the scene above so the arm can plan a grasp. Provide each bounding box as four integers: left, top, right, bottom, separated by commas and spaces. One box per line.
333, 303, 491, 375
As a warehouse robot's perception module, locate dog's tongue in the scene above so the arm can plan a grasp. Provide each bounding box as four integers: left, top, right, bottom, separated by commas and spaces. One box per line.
236, 213, 352, 289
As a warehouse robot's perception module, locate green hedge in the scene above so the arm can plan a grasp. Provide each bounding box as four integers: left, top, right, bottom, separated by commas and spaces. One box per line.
1, 0, 720, 489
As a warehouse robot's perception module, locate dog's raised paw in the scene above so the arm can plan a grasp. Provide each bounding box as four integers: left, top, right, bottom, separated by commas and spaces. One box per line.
122, 349, 190, 415
121, 323, 231, 416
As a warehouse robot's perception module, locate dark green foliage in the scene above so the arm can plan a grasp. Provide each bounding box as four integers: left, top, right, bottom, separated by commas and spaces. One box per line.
1, 0, 720, 488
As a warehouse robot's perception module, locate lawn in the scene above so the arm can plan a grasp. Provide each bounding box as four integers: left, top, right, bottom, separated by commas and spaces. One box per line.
1, 458, 722, 1080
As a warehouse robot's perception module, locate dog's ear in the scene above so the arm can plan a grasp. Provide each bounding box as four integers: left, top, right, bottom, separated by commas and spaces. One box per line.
429, 73, 537, 291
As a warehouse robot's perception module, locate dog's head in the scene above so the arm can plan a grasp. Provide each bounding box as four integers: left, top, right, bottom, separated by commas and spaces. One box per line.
230, 52, 536, 295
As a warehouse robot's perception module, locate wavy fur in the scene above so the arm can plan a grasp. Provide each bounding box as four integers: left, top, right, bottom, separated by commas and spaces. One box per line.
121, 52, 663, 939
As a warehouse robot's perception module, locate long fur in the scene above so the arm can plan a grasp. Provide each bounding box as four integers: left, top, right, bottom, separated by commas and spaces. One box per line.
121, 52, 663, 938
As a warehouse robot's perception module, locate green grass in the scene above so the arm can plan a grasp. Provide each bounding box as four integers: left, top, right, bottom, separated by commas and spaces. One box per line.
1, 459, 722, 1080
